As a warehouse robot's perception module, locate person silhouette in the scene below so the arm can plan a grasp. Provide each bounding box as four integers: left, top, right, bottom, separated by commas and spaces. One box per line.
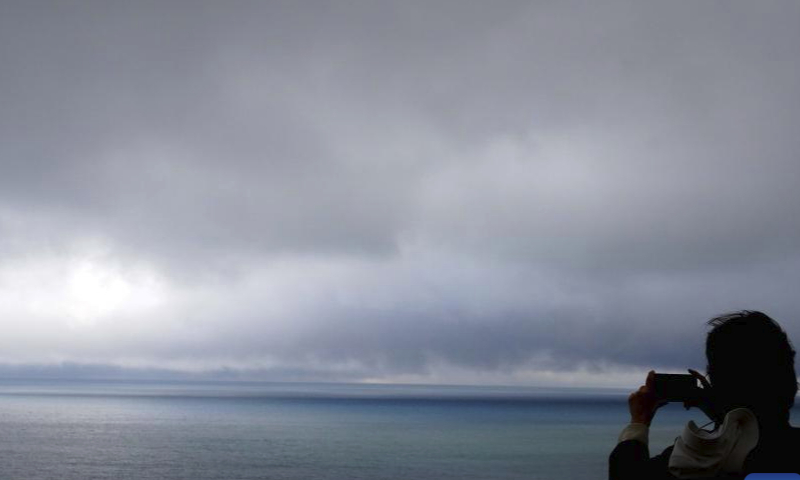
609, 311, 800, 479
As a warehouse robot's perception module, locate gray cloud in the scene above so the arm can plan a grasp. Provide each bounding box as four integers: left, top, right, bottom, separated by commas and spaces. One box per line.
1, 1, 800, 386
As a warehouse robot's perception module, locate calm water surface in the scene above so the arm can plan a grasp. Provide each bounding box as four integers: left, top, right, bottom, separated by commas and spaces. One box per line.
0, 380, 714, 480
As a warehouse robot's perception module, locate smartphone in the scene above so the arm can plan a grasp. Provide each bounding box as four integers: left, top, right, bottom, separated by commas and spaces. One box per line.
652, 373, 699, 402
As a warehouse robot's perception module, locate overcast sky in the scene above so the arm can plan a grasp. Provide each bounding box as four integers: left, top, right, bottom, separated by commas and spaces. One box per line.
1, 1, 799, 387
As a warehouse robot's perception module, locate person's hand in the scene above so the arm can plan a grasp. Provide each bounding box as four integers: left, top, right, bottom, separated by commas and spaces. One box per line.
683, 369, 723, 424
628, 370, 666, 426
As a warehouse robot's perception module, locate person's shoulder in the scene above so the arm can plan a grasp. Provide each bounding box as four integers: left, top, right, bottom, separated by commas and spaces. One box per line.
778, 426, 800, 446
785, 426, 800, 449
744, 426, 800, 473
758, 425, 800, 445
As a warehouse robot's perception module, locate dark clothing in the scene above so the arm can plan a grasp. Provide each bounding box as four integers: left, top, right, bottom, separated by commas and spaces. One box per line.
609, 427, 800, 480
609, 441, 744, 480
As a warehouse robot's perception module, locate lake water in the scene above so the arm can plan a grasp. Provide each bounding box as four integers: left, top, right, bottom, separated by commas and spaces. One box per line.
0, 380, 714, 480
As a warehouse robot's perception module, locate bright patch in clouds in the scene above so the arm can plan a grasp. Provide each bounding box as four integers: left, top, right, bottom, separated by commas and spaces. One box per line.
65, 260, 136, 325
0, 252, 167, 360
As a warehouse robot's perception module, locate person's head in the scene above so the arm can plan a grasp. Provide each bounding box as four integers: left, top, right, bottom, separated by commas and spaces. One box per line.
706, 311, 797, 425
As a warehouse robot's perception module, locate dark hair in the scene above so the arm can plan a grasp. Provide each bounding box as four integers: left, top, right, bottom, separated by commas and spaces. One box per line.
706, 311, 797, 424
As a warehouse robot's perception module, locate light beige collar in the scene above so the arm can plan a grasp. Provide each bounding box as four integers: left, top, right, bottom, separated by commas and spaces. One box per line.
668, 408, 759, 479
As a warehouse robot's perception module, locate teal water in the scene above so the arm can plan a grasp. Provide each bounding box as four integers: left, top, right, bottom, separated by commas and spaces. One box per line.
0, 380, 711, 480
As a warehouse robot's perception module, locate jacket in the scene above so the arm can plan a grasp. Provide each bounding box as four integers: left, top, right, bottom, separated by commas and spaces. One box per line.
609, 410, 800, 479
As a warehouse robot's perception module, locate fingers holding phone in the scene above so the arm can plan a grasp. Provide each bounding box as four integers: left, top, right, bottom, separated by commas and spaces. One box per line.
628, 370, 662, 426
683, 369, 723, 424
